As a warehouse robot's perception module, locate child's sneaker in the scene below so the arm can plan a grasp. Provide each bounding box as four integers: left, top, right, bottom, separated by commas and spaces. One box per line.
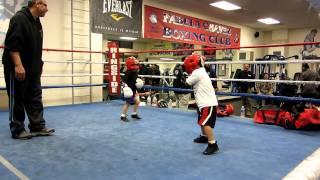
131, 114, 142, 120
120, 115, 129, 122
193, 135, 208, 143
203, 143, 219, 155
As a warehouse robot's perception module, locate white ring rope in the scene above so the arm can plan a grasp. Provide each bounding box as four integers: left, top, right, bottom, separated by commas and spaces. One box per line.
212, 78, 320, 85
0, 73, 318, 85
204, 59, 320, 65
1, 59, 319, 65
0, 59, 108, 64
137, 74, 320, 85
40, 74, 108, 77
119, 59, 320, 65
0, 74, 108, 78
43, 60, 109, 64
0, 74, 107, 78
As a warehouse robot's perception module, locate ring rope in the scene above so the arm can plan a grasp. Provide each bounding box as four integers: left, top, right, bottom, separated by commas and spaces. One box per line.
39, 74, 108, 77
0, 73, 318, 85
4, 59, 313, 65
0, 83, 107, 90
0, 74, 108, 78
136, 74, 320, 85
41, 83, 107, 89
1, 59, 320, 65
141, 85, 320, 104
0, 59, 108, 64
42, 48, 105, 54
211, 78, 320, 85
119, 60, 320, 65
1, 41, 320, 54
43, 60, 108, 64
125, 42, 320, 54
1, 83, 317, 103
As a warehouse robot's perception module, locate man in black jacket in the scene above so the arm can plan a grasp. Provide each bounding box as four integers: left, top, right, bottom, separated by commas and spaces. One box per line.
2, 0, 54, 140
234, 64, 255, 117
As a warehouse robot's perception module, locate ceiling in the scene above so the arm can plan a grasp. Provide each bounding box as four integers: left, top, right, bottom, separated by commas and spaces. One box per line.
155, 0, 320, 31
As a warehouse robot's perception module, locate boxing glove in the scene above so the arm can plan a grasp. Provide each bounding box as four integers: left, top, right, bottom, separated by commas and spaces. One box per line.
135, 78, 144, 89
123, 84, 133, 98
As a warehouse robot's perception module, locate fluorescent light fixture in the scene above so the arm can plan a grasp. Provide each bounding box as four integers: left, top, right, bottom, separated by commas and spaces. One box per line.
119, 37, 137, 41
257, 18, 280, 25
160, 58, 175, 61
210, 1, 241, 11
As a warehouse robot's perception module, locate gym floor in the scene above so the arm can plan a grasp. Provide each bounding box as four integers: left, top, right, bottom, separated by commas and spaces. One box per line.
0, 101, 319, 180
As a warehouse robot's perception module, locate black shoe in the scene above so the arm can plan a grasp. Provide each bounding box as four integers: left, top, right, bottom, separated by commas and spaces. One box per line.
131, 114, 142, 120
203, 143, 219, 155
120, 116, 129, 122
193, 135, 208, 143
31, 127, 55, 137
12, 130, 32, 140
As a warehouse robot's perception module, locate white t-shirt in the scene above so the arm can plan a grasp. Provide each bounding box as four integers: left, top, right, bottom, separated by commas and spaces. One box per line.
186, 67, 218, 109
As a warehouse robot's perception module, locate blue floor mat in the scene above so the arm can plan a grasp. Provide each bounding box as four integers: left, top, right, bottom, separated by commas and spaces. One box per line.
0, 101, 319, 180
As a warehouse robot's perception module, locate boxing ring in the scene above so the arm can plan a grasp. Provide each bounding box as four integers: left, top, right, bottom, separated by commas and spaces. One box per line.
0, 101, 319, 180
0, 42, 320, 180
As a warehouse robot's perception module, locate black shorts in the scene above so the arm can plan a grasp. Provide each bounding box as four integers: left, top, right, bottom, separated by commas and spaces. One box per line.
197, 106, 217, 128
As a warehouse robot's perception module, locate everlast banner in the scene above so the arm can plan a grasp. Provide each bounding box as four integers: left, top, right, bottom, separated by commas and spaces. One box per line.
91, 0, 142, 37
107, 42, 120, 96
144, 5, 241, 48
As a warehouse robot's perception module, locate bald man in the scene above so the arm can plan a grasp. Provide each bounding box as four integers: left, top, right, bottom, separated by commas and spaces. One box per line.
2, 0, 54, 140
234, 64, 255, 117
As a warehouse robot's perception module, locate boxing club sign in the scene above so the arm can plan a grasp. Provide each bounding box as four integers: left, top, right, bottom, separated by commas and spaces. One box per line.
107, 42, 120, 96
144, 5, 241, 48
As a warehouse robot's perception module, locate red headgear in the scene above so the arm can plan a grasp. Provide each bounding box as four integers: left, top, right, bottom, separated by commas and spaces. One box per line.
183, 54, 205, 74
126, 57, 139, 71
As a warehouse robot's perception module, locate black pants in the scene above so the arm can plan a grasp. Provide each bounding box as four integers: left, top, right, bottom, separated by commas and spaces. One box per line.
239, 87, 253, 115
4, 67, 46, 136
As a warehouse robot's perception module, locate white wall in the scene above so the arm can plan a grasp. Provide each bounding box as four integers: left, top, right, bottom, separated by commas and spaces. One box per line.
40, 0, 104, 106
